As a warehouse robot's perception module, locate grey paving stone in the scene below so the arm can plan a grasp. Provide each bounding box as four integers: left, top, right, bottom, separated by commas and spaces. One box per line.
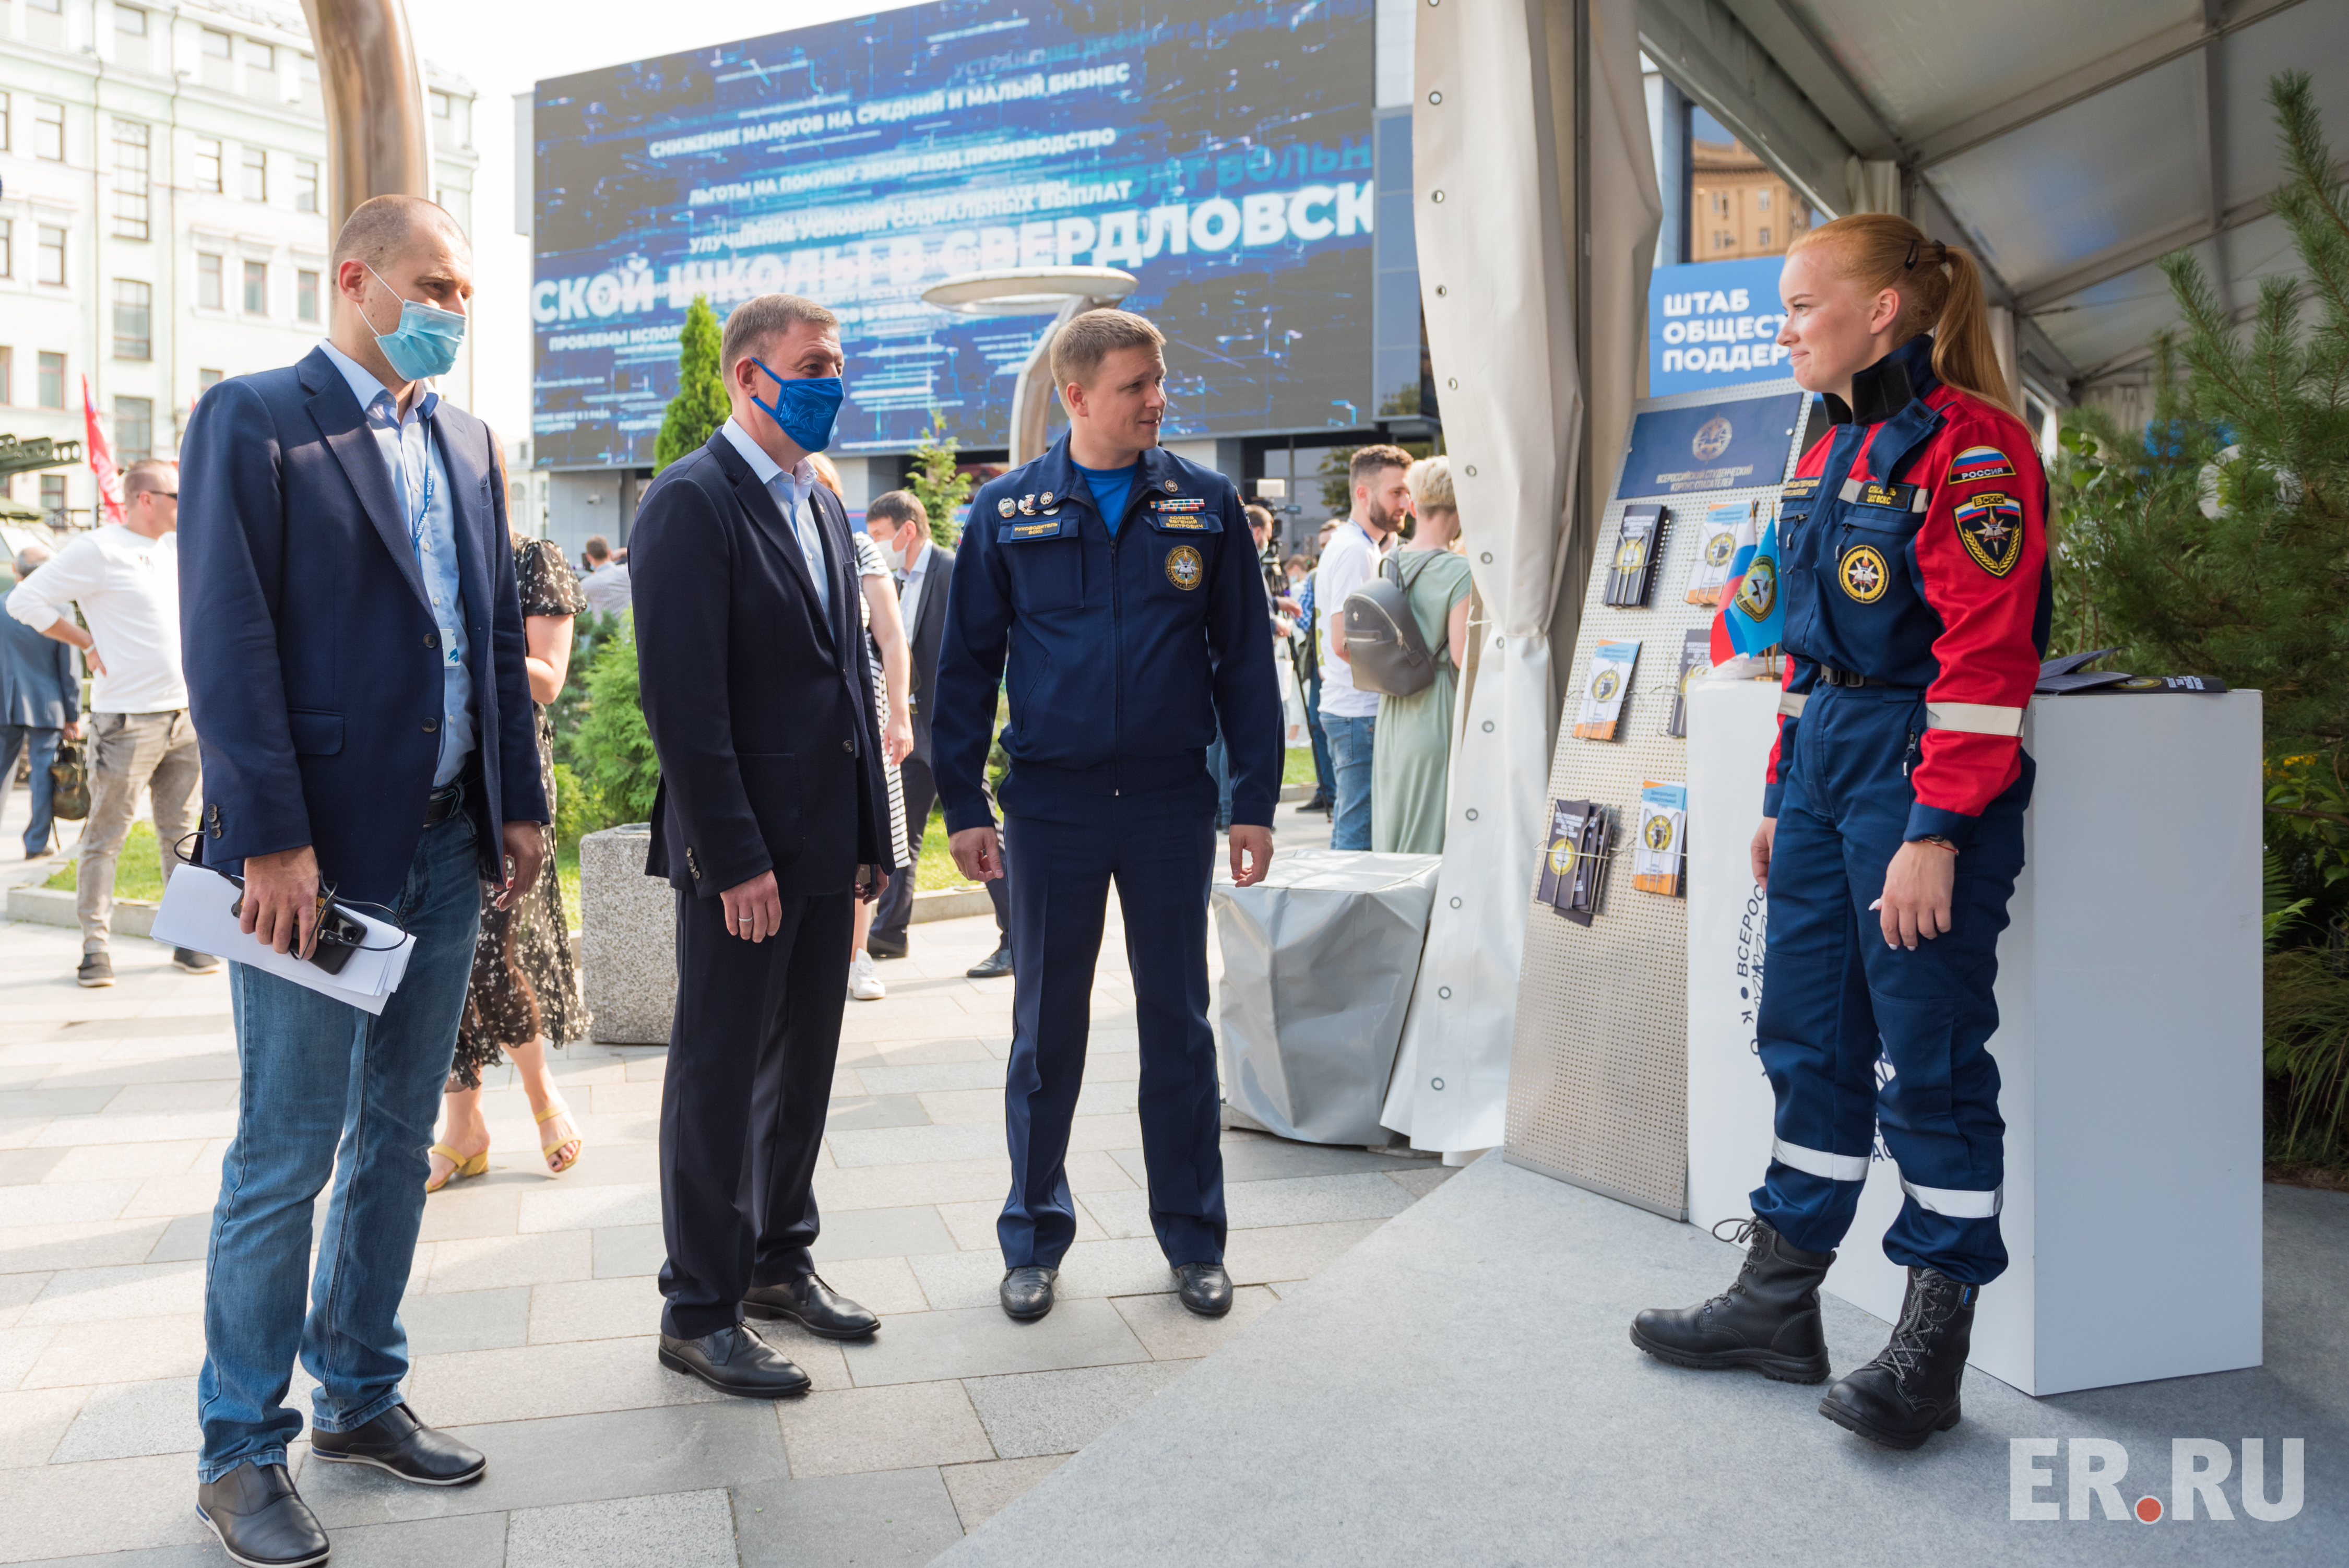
99, 1082, 240, 1114
0, 1218, 169, 1273
0, 1546, 224, 1567
838, 1298, 1150, 1386
528, 1276, 666, 1345
305, 1401, 790, 1529
910, 1239, 1176, 1313
591, 1223, 667, 1279
828, 1115, 1137, 1169
0, 1450, 210, 1559
734, 1466, 968, 1566
514, 1182, 659, 1235
20, 1260, 203, 1325
0, 1272, 49, 1329
400, 1286, 531, 1356
1113, 1136, 1431, 1185
811, 1204, 957, 1262
505, 1487, 735, 1568
1391, 1163, 1462, 1198
960, 1360, 1193, 1459
855, 1059, 1006, 1096
834, 1037, 999, 1070
538, 1139, 660, 1188
49, 1375, 193, 1463
326, 1510, 511, 1568
416, 1184, 526, 1243
824, 1092, 934, 1131
1083, 1174, 1413, 1240
940, 1454, 1069, 1533
1111, 1286, 1282, 1360
936, 1196, 1109, 1253
775, 1381, 994, 1478
421, 1230, 592, 1292
144, 1213, 210, 1264
17, 1313, 205, 1388
1218, 1218, 1388, 1285
0, 1383, 84, 1467
800, 1255, 928, 1317
406, 1336, 724, 1427
0, 1148, 65, 1185
0, 1087, 121, 1119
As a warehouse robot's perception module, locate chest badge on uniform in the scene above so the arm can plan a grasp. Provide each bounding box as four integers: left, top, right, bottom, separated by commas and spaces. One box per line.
1018, 495, 1037, 516
1953, 492, 2025, 576
1839, 543, 1891, 603
1163, 478, 1180, 493
1947, 445, 2017, 485
1734, 557, 1777, 619
1164, 544, 1204, 591
998, 498, 1017, 518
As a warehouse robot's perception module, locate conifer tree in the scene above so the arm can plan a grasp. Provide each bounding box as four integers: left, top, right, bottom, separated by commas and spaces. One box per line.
907, 414, 974, 547
654, 295, 728, 473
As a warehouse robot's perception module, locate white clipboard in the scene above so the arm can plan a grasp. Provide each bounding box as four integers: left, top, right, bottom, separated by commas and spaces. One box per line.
152, 864, 417, 1015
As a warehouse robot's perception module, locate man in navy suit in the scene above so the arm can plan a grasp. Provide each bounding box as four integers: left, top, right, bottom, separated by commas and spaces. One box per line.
177, 195, 545, 1567
631, 293, 898, 1397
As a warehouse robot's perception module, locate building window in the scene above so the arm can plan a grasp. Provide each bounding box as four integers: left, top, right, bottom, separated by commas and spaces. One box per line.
430, 90, 452, 118
34, 101, 64, 162
112, 120, 151, 241
297, 269, 319, 322
198, 369, 224, 398
37, 225, 65, 287
1756, 190, 1772, 212
0, 220, 10, 279
242, 39, 274, 72
202, 28, 231, 57
193, 137, 222, 193
1758, 226, 1771, 247
243, 259, 267, 314
242, 146, 267, 203
198, 253, 223, 309
38, 352, 66, 410
1, 92, 11, 155
0, 348, 10, 406
294, 160, 319, 214
115, 4, 146, 34
113, 279, 152, 360
113, 397, 153, 462
41, 475, 66, 524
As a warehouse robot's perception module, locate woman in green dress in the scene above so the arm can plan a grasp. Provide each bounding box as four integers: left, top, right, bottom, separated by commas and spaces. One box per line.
1371, 458, 1476, 854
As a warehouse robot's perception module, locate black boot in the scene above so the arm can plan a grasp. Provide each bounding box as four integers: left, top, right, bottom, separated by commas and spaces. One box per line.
1818, 1266, 1976, 1450
1629, 1217, 1834, 1384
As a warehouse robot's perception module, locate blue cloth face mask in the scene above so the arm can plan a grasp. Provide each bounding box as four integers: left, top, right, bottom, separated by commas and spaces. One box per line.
750, 358, 845, 454
364, 263, 468, 382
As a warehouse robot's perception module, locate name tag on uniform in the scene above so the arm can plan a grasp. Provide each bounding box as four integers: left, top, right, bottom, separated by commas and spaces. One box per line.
1006, 519, 1067, 540
1782, 475, 1822, 500
1841, 478, 1928, 513
1149, 497, 1209, 529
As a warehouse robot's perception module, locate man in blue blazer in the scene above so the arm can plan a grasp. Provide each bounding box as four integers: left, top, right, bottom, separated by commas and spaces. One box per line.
632, 293, 897, 1397
0, 544, 81, 860
176, 195, 544, 1568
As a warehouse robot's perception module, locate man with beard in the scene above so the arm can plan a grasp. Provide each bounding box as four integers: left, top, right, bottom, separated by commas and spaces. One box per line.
1315, 445, 1414, 849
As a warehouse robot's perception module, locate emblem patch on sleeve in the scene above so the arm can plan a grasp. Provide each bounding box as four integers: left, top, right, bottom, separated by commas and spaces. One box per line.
1952, 492, 2025, 576
1947, 445, 2017, 485
1164, 544, 1204, 591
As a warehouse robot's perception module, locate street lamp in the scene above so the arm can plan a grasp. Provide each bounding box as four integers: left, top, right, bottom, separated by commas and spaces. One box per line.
922, 266, 1137, 466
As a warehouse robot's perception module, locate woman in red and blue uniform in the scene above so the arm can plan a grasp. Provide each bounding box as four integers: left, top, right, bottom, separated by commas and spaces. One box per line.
1632, 213, 2050, 1451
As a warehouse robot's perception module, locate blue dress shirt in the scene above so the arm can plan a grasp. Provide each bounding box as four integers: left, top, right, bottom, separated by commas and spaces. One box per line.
719, 418, 829, 618
319, 339, 474, 786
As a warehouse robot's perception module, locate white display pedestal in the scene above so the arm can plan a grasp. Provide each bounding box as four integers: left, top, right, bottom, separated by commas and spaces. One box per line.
1684, 680, 2265, 1396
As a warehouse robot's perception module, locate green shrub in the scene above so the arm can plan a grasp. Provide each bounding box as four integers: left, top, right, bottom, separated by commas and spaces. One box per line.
654, 295, 728, 475
573, 616, 660, 827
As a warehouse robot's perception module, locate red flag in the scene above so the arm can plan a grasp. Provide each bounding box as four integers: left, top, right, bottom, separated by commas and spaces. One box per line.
81, 375, 126, 527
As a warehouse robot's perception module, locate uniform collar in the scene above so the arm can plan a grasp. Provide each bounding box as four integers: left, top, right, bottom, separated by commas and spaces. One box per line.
1029, 435, 1186, 520
1824, 334, 1939, 427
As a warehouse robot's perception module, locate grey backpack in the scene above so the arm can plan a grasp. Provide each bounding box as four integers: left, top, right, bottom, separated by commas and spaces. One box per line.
1341, 552, 1440, 697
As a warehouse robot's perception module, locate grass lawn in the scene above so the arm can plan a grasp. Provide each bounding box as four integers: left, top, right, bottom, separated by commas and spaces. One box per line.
1284, 743, 1320, 788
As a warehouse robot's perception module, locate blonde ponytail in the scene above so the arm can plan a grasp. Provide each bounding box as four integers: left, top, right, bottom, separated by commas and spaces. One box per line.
1788, 213, 2014, 414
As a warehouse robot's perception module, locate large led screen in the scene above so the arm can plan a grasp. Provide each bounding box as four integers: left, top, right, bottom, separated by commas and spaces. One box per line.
532, 0, 1377, 466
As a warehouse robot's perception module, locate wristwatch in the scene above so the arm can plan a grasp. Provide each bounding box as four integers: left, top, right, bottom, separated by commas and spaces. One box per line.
1918, 834, 1959, 854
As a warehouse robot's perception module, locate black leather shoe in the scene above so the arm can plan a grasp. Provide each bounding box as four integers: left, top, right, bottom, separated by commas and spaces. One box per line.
1630, 1217, 1835, 1383
1000, 1265, 1057, 1321
308, 1401, 484, 1486
1818, 1266, 1977, 1450
658, 1324, 811, 1398
966, 944, 1014, 979
866, 931, 909, 960
1172, 1262, 1233, 1318
173, 947, 222, 974
1296, 792, 1331, 813
743, 1273, 880, 1340
195, 1462, 329, 1568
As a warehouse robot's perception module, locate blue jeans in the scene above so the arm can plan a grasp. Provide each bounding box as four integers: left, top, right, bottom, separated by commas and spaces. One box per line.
0, 725, 62, 856
1301, 672, 1335, 799
1323, 711, 1376, 850
197, 804, 484, 1481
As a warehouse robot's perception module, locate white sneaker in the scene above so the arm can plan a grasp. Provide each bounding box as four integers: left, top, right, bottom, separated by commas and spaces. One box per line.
848, 950, 886, 1002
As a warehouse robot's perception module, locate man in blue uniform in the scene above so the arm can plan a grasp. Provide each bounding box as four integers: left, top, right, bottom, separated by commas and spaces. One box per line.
933, 309, 1282, 1323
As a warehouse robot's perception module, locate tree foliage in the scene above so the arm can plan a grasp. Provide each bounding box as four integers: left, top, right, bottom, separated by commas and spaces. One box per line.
570, 616, 661, 829
654, 295, 728, 474
907, 413, 973, 547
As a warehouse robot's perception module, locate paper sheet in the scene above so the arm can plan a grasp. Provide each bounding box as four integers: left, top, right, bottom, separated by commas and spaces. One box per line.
151, 864, 417, 1015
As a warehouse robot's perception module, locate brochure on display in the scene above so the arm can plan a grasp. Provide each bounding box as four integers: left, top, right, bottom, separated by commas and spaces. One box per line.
1631, 781, 1689, 897
1666, 629, 1712, 739
1682, 501, 1755, 607
1537, 798, 1611, 926
1603, 506, 1668, 608
1572, 640, 1642, 741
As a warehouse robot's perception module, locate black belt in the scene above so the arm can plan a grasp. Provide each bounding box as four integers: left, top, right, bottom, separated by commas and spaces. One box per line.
1817, 666, 1884, 688
422, 781, 465, 827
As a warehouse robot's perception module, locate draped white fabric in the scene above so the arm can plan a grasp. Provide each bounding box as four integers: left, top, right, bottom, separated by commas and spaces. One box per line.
1382, 0, 1660, 1155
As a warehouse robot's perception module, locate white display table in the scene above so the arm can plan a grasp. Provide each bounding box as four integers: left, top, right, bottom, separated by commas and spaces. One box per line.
1684, 680, 2264, 1395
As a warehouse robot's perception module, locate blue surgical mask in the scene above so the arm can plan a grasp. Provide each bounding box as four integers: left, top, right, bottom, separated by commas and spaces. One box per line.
750, 358, 845, 454
364, 263, 468, 382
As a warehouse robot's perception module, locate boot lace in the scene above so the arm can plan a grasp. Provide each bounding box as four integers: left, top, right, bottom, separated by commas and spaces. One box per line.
1698, 1218, 1767, 1312
1876, 1272, 1963, 1387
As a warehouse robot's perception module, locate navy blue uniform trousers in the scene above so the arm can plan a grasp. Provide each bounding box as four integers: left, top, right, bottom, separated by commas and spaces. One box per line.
999, 777, 1226, 1268
1752, 684, 2030, 1285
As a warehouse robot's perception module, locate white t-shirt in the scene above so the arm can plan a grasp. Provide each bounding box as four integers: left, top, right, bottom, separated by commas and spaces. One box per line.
1315, 520, 1382, 720
4, 524, 186, 713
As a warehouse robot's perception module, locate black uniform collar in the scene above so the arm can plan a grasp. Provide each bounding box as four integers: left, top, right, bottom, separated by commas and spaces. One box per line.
1824, 334, 1939, 426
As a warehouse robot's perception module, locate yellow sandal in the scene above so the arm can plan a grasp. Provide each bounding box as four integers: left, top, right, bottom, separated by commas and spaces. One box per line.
425, 1143, 488, 1193
536, 1100, 584, 1177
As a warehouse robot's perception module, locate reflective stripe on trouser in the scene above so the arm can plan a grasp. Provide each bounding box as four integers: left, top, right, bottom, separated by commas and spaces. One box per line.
998, 780, 1226, 1269
1749, 683, 2029, 1286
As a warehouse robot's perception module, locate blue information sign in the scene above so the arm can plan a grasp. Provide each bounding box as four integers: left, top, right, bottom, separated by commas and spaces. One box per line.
1617, 391, 1805, 500
1647, 258, 1793, 397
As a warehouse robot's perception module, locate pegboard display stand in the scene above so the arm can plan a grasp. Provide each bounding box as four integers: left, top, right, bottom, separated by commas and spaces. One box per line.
1502, 380, 1811, 1219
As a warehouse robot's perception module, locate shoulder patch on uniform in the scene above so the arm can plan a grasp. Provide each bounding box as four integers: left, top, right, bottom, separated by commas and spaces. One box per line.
1947, 445, 2017, 485
1952, 492, 2025, 577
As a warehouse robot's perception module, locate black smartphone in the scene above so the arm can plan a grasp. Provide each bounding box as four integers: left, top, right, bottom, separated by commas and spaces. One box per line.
230, 893, 367, 975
